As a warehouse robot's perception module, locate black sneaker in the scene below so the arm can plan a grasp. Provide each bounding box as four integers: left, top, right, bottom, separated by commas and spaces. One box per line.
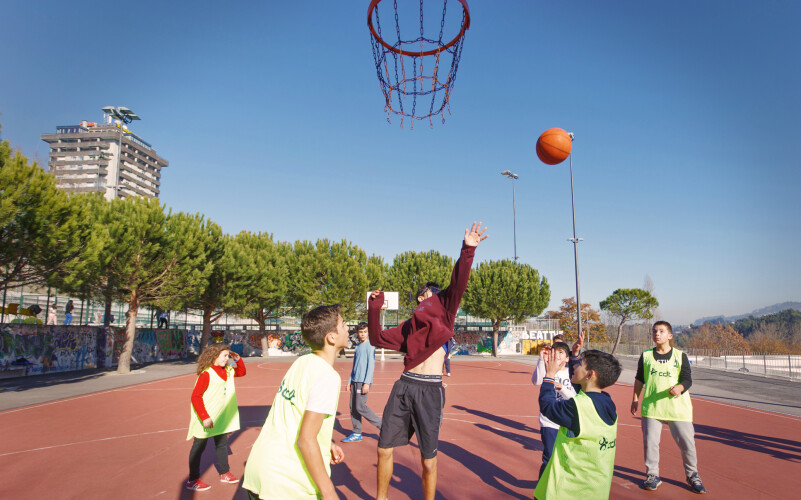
643, 474, 662, 491
687, 473, 707, 494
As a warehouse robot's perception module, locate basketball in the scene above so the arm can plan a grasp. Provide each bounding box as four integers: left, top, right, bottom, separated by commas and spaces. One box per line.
536, 128, 572, 165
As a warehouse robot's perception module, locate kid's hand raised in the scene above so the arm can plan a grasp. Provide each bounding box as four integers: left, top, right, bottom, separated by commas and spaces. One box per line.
572, 331, 585, 357
464, 222, 489, 247
541, 346, 565, 379
369, 289, 382, 302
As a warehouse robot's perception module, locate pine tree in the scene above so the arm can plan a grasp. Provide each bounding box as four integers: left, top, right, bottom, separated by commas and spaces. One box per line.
461, 260, 550, 357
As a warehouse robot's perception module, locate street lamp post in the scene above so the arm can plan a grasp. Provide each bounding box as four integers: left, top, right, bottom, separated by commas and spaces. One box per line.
101, 106, 140, 199
563, 133, 586, 348
500, 170, 519, 261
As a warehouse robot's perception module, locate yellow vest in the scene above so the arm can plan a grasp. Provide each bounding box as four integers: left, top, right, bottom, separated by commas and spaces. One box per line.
641, 348, 693, 422
534, 392, 618, 499
187, 365, 240, 439
243, 354, 340, 499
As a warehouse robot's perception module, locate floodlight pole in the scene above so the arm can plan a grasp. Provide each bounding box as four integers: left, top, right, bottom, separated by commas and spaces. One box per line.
565, 134, 586, 348
501, 171, 520, 261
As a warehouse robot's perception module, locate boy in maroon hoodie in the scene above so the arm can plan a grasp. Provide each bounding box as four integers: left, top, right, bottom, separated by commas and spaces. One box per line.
368, 222, 488, 500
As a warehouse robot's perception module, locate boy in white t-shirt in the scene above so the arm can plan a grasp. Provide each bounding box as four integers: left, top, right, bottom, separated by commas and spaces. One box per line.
532, 339, 576, 478
243, 304, 350, 500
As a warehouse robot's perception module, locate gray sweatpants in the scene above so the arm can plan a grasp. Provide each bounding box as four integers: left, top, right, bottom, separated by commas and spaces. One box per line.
642, 417, 698, 477
350, 382, 382, 434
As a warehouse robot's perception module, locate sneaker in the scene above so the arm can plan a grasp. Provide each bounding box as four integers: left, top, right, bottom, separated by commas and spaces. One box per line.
447, 373, 451, 376
687, 473, 707, 494
643, 474, 662, 491
185, 479, 211, 491
342, 433, 363, 442
220, 472, 240, 484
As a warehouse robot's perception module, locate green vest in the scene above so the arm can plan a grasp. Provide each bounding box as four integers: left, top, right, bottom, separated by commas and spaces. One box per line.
243, 354, 340, 499
187, 365, 241, 439
641, 348, 693, 422
534, 392, 618, 499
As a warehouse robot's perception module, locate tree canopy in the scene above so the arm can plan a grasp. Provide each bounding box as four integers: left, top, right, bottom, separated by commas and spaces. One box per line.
600, 288, 658, 355
0, 143, 91, 289
461, 260, 550, 357
544, 297, 608, 345
383, 249, 454, 317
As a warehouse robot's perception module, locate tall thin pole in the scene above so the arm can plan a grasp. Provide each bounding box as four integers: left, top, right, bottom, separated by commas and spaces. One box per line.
512, 178, 518, 261
567, 147, 585, 348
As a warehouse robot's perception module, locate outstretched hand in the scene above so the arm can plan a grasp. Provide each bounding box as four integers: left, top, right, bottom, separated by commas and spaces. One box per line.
464, 222, 489, 247
541, 346, 566, 379
571, 331, 585, 357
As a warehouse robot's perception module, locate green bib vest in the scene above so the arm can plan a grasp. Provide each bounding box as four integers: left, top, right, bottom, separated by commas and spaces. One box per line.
187, 365, 240, 439
641, 348, 693, 422
534, 392, 618, 499
243, 354, 340, 499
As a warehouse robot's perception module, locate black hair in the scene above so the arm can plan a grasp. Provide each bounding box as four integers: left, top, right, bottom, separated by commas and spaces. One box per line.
653, 320, 673, 334
416, 281, 442, 301
581, 350, 622, 389
356, 321, 368, 331
551, 341, 570, 357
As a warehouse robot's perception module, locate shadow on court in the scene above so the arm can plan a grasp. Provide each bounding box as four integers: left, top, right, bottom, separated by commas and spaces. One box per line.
694, 423, 801, 461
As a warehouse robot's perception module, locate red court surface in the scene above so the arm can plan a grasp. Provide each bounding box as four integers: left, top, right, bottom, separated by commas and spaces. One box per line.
2, 358, 800, 499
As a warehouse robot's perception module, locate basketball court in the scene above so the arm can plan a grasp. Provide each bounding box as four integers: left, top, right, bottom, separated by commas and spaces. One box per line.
2, 357, 799, 499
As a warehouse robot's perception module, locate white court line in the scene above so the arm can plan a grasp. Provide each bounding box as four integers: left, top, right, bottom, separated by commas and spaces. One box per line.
615, 382, 801, 421
0, 419, 268, 457
0, 427, 186, 457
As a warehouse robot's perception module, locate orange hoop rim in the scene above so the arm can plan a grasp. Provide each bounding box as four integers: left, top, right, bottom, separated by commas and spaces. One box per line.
367, 0, 471, 57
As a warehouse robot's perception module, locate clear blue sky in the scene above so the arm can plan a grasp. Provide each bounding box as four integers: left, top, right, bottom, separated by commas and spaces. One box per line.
2, 1, 799, 325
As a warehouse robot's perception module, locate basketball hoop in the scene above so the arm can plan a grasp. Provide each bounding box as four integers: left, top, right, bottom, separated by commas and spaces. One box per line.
367, 0, 471, 128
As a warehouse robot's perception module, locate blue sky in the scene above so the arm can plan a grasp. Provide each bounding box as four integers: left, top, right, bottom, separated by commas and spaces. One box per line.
2, 1, 799, 324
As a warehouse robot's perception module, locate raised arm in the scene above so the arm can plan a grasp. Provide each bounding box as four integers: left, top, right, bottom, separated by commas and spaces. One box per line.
439, 223, 488, 315
367, 290, 408, 351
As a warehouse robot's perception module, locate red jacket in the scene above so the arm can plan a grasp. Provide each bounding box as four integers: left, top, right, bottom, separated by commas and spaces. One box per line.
369, 242, 475, 371
190, 362, 247, 421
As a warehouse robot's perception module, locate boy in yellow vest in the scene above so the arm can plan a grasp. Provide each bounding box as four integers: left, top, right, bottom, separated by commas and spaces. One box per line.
631, 321, 707, 494
534, 347, 622, 499
243, 304, 349, 500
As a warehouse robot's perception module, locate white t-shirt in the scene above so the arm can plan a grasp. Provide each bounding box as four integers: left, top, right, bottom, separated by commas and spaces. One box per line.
306, 368, 341, 415
532, 356, 577, 429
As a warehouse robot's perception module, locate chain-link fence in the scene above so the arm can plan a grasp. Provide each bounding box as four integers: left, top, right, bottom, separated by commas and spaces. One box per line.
593, 342, 801, 380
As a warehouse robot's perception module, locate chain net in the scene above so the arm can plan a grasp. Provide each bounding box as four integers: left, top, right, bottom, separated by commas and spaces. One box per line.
368, 0, 470, 128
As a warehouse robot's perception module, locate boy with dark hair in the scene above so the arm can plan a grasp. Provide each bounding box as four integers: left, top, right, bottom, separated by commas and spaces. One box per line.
534, 348, 622, 499
532, 341, 575, 478
631, 320, 706, 494
342, 322, 382, 442
243, 305, 349, 500
368, 222, 488, 500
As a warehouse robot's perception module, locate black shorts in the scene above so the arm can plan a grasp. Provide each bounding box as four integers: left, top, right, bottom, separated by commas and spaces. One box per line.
378, 372, 445, 459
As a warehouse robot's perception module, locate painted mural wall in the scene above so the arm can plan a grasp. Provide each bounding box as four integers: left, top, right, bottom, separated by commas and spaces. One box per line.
1, 323, 556, 378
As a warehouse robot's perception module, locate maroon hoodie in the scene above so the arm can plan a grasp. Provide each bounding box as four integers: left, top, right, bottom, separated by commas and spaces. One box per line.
368, 242, 475, 371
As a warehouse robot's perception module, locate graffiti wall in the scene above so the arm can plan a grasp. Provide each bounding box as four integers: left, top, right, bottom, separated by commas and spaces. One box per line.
1, 324, 192, 378
1, 324, 100, 376
451, 329, 560, 355
184, 329, 311, 357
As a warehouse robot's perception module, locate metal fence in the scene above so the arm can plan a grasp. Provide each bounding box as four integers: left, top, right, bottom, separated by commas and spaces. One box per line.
593, 342, 801, 381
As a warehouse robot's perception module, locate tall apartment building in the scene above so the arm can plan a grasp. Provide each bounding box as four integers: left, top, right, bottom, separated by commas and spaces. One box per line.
41, 121, 168, 200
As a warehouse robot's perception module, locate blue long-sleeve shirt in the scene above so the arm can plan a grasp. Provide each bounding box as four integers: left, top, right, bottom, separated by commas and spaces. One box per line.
348, 340, 376, 385
538, 355, 617, 436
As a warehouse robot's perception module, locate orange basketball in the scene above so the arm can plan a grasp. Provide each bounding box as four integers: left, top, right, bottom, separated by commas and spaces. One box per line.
536, 128, 572, 165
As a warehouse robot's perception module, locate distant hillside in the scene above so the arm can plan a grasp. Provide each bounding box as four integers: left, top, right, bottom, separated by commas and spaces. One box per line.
692, 302, 801, 326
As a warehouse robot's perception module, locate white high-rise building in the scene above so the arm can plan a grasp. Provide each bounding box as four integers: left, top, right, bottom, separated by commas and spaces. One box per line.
41, 117, 168, 200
